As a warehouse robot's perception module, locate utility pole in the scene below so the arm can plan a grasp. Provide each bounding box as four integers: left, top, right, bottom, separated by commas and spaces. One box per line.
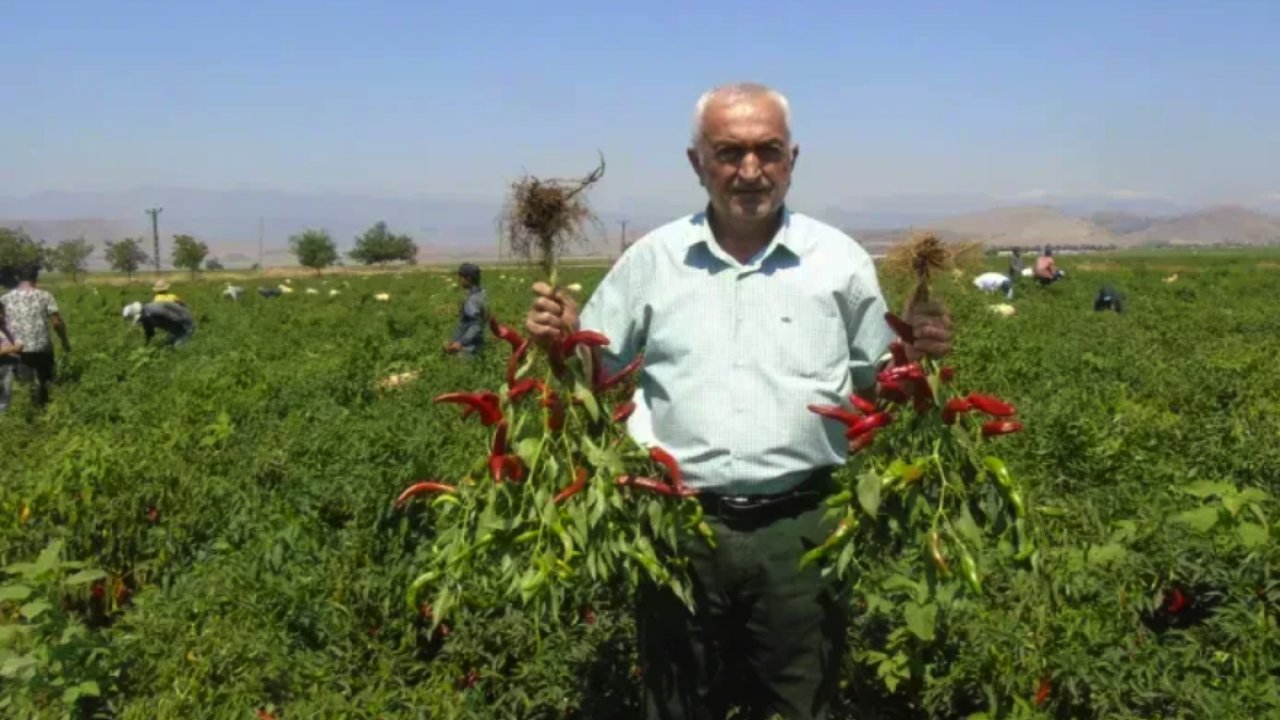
618, 220, 628, 256
146, 207, 163, 274
258, 217, 264, 272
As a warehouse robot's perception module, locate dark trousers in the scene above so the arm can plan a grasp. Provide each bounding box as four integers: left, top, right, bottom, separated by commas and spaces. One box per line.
16, 351, 55, 405
637, 482, 846, 720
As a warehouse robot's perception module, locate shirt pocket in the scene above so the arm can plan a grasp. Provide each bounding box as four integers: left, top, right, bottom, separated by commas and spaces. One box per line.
764, 292, 847, 381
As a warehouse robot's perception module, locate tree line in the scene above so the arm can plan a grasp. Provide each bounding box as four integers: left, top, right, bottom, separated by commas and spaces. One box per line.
0, 221, 419, 282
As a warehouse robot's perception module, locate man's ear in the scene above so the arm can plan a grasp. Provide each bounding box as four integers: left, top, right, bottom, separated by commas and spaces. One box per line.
687, 147, 706, 187
791, 144, 800, 171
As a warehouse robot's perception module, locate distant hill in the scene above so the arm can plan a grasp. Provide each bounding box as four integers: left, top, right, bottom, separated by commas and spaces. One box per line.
1090, 210, 1160, 235
913, 206, 1118, 249
1124, 205, 1280, 246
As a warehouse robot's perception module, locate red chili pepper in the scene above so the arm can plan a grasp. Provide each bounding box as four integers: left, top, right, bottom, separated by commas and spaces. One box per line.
850, 428, 877, 453
490, 453, 525, 483
600, 354, 644, 392
488, 318, 524, 350
966, 393, 1017, 417
879, 363, 926, 384
435, 392, 503, 426
612, 401, 636, 424
1166, 587, 1189, 614
888, 340, 910, 367
582, 604, 597, 625
849, 394, 878, 414
940, 366, 956, 383
508, 378, 544, 402
540, 387, 566, 432
648, 447, 687, 494
615, 475, 695, 498
91, 581, 105, 600
145, 505, 160, 524
561, 330, 611, 355
942, 398, 971, 425
257, 710, 278, 720
878, 379, 909, 404
459, 670, 479, 689
507, 340, 530, 385
807, 404, 862, 426
491, 421, 509, 458
981, 420, 1024, 437
845, 412, 893, 439
884, 312, 916, 343
555, 467, 590, 504
394, 481, 458, 508
1033, 677, 1051, 706
913, 395, 933, 415
114, 583, 131, 605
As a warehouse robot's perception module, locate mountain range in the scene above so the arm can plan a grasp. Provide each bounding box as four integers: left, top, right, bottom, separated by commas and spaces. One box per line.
2, 187, 1278, 269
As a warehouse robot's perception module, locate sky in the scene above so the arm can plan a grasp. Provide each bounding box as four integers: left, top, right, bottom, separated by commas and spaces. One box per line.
3, 0, 1279, 214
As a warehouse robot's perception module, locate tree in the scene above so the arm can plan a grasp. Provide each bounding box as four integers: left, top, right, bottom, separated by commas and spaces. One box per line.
105, 238, 150, 280
289, 229, 339, 275
348, 221, 417, 266
48, 237, 95, 282
171, 234, 209, 279
205, 257, 225, 271
0, 227, 46, 286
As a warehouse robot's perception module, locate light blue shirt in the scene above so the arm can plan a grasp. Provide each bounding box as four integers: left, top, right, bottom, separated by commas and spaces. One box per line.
579, 209, 894, 495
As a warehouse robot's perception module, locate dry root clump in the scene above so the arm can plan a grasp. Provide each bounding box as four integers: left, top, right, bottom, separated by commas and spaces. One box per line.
499, 153, 606, 280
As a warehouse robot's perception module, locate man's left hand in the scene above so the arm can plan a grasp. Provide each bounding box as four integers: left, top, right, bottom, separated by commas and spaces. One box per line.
444, 341, 461, 354
903, 299, 953, 360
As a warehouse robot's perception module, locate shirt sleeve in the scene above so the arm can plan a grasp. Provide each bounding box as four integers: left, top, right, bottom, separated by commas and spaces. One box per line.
844, 255, 895, 391
578, 252, 644, 374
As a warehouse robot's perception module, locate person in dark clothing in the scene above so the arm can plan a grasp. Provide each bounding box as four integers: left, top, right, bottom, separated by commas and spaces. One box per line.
1008, 247, 1026, 283
0, 302, 24, 414
122, 301, 197, 347
445, 263, 489, 357
1094, 285, 1125, 313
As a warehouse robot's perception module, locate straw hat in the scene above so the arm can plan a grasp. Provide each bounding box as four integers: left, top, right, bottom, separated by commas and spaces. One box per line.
153, 280, 171, 292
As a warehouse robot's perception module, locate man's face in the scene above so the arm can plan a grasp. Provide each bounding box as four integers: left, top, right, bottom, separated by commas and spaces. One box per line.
688, 95, 798, 225
458, 274, 473, 289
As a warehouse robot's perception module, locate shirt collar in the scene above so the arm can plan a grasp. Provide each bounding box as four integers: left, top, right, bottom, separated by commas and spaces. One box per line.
687, 205, 810, 260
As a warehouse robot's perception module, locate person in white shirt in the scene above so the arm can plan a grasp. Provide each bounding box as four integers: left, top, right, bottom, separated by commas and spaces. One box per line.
973, 271, 1014, 300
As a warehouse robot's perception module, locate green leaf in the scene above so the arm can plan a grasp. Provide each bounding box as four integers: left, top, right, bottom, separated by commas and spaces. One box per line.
572, 381, 600, 423
63, 568, 107, 587
0, 625, 31, 644
34, 540, 64, 573
856, 470, 881, 517
903, 602, 936, 641
1178, 480, 1236, 499
953, 505, 982, 547
1174, 506, 1221, 533
1086, 543, 1128, 566
19, 600, 51, 620
1237, 522, 1269, 548
0, 654, 36, 679
0, 585, 32, 602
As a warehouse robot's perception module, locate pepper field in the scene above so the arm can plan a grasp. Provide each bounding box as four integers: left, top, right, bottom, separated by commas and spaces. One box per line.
1, 250, 1278, 719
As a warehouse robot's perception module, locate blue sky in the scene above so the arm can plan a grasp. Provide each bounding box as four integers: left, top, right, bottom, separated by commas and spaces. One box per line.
3, 0, 1278, 212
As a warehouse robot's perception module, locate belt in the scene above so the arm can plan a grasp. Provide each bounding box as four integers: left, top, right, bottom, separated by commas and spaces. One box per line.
697, 468, 835, 525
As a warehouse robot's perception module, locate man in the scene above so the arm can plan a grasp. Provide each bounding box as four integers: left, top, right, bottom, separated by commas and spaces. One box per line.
525, 83, 952, 720
0, 301, 23, 414
1034, 247, 1064, 286
1094, 284, 1125, 313
122, 301, 196, 347
152, 279, 182, 304
1008, 247, 1026, 282
445, 262, 489, 357
1, 264, 70, 406
973, 271, 1014, 300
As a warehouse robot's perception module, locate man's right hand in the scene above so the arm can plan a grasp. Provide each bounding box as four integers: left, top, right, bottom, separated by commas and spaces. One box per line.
525, 282, 580, 350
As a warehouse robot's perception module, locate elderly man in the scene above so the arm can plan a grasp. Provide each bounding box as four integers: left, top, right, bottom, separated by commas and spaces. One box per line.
525, 83, 952, 720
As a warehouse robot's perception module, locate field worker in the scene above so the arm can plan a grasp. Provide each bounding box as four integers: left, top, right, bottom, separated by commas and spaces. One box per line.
0, 302, 23, 414
0, 263, 70, 407
258, 286, 283, 299
1034, 247, 1065, 286
973, 271, 1014, 300
524, 82, 953, 720
1008, 247, 1026, 284
1094, 284, 1125, 313
445, 262, 489, 357
122, 301, 196, 347
222, 284, 244, 301
152, 279, 182, 304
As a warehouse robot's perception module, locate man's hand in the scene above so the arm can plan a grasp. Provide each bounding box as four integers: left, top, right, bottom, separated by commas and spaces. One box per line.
525, 282, 580, 350
902, 298, 953, 360
444, 341, 461, 354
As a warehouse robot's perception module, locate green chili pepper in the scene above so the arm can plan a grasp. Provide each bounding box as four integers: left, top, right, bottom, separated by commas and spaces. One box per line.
959, 547, 982, 594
